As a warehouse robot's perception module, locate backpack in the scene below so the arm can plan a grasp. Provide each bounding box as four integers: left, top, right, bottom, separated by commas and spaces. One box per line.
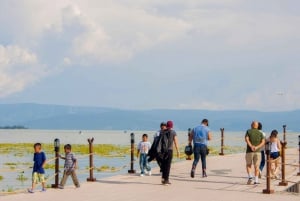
156, 130, 170, 160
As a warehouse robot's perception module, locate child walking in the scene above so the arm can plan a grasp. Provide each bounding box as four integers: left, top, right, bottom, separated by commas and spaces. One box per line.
137, 134, 152, 176
58, 144, 80, 188
28, 143, 47, 193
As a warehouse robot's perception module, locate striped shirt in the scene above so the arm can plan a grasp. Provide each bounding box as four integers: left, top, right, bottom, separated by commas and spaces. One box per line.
63, 152, 76, 170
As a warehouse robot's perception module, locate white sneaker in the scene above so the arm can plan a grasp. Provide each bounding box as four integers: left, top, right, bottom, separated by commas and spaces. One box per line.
140, 174, 144, 177
148, 171, 152, 176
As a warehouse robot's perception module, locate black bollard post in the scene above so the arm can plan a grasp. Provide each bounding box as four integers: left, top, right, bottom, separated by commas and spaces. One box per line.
219, 128, 225, 156
283, 125, 287, 148
279, 141, 288, 186
128, 133, 136, 174
263, 142, 274, 194
52, 138, 60, 188
87, 138, 96, 182
297, 135, 300, 176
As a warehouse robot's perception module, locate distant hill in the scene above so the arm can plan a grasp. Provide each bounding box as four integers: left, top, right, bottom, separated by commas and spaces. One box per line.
0, 103, 299, 132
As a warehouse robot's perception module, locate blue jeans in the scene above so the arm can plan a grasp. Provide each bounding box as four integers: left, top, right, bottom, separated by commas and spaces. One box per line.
259, 150, 265, 172
192, 144, 207, 170
139, 153, 151, 174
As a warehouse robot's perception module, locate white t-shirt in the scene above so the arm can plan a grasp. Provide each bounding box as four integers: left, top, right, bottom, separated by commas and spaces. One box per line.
137, 141, 151, 154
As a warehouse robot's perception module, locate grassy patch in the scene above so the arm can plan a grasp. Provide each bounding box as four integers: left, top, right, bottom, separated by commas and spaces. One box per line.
0, 175, 3, 181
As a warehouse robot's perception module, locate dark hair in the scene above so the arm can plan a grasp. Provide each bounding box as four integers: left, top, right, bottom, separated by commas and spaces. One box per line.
34, 143, 42, 148
258, 122, 262, 130
202, 119, 209, 126
270, 130, 278, 138
142, 133, 148, 138
160, 122, 167, 127
64, 144, 72, 150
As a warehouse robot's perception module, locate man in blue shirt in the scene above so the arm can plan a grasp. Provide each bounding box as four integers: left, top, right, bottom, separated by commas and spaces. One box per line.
189, 119, 212, 178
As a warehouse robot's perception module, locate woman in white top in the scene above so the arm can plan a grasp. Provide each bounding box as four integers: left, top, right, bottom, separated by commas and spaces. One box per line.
268, 129, 281, 179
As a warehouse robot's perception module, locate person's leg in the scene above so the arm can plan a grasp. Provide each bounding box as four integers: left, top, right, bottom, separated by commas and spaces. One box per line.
28, 172, 37, 193
161, 157, 167, 183
253, 152, 261, 184
164, 150, 173, 184
245, 153, 253, 184
40, 174, 46, 191
59, 171, 68, 188
259, 150, 265, 172
71, 171, 80, 187
144, 155, 151, 174
199, 146, 207, 177
191, 145, 200, 178
139, 154, 145, 175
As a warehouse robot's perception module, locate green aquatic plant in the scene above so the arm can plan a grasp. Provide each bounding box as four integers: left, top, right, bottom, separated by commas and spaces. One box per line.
0, 175, 3, 181
16, 172, 28, 182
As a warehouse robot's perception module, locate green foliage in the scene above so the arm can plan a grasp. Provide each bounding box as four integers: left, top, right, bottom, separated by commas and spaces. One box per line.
16, 173, 28, 182
0, 175, 3, 181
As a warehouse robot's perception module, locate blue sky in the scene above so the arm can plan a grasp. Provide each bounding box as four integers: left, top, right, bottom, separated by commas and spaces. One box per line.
0, 0, 299, 111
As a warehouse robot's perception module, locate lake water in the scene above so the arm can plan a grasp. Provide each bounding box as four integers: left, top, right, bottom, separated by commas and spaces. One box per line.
0, 129, 299, 193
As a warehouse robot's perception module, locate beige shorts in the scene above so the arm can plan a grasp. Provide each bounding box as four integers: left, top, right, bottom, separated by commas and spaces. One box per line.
32, 172, 45, 184
245, 152, 261, 167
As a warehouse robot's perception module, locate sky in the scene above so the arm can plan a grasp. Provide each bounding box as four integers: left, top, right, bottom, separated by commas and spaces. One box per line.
0, 0, 300, 111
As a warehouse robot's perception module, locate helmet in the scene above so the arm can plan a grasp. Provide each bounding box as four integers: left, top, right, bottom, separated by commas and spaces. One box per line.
184, 145, 193, 156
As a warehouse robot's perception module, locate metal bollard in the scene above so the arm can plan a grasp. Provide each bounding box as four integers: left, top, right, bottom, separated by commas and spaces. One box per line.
263, 141, 274, 194
297, 135, 300, 176
52, 138, 60, 188
128, 133, 136, 173
283, 125, 287, 148
87, 138, 96, 182
279, 141, 288, 186
219, 128, 225, 156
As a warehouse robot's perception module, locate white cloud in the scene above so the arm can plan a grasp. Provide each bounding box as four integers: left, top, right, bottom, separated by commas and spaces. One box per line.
0, 45, 46, 97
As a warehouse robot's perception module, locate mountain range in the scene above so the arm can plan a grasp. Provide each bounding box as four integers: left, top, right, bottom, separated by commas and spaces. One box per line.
0, 103, 299, 132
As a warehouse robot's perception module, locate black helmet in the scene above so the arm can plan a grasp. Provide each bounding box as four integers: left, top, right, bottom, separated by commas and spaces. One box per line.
184, 145, 193, 156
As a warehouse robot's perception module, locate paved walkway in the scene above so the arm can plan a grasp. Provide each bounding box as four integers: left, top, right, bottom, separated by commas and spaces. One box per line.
1, 149, 299, 201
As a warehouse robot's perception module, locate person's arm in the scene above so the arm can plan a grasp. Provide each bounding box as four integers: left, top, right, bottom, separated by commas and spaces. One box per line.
42, 152, 47, 168
256, 138, 265, 150
245, 133, 255, 152
174, 135, 180, 158
277, 139, 281, 151
188, 130, 194, 145
208, 131, 212, 141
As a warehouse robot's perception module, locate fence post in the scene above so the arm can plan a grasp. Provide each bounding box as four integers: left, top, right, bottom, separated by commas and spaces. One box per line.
298, 135, 300, 176
52, 138, 60, 188
87, 138, 96, 182
279, 141, 288, 186
219, 128, 225, 156
128, 133, 136, 173
283, 125, 287, 148
263, 141, 274, 194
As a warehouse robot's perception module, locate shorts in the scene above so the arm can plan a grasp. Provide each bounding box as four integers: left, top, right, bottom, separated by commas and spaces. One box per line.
32, 172, 45, 184
270, 152, 280, 159
245, 152, 261, 167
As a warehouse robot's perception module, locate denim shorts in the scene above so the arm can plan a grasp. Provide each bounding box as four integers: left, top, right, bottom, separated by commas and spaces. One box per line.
270, 152, 280, 159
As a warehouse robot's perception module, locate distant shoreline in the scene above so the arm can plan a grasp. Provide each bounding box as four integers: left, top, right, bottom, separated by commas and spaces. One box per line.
0, 126, 28, 129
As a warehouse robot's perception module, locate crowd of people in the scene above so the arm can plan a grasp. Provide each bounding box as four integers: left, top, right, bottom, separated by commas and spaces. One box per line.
27, 119, 282, 193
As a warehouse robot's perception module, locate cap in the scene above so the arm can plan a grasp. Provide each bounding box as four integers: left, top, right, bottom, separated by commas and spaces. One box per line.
166, 120, 173, 129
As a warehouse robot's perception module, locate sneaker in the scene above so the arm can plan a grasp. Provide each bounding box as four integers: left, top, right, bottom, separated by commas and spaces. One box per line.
163, 180, 171, 185
58, 185, 64, 189
76, 185, 80, 188
254, 182, 260, 185
41, 188, 46, 192
191, 169, 195, 178
148, 171, 152, 176
140, 174, 144, 177
247, 178, 253, 185
202, 171, 207, 178
161, 178, 165, 184
27, 189, 34, 193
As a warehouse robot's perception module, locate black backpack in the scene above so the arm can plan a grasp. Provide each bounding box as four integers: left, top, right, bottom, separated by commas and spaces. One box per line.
156, 130, 170, 160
